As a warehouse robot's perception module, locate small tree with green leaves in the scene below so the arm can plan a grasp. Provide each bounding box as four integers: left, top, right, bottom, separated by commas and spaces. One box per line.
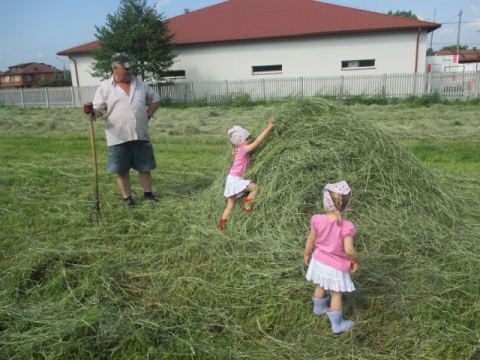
387, 10, 418, 19
440, 45, 469, 51
90, 0, 177, 82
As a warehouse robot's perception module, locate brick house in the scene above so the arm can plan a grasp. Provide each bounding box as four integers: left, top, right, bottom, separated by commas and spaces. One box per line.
0, 62, 63, 88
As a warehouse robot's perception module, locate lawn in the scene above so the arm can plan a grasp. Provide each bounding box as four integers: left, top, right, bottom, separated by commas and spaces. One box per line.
0, 100, 479, 359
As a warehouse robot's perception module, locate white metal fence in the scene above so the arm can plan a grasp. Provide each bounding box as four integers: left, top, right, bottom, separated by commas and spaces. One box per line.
1, 71, 479, 108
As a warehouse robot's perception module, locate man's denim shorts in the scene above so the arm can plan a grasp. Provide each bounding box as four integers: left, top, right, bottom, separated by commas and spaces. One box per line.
107, 140, 156, 174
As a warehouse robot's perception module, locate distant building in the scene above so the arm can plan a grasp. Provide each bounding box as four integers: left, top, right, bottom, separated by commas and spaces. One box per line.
426, 48, 480, 73
0, 62, 64, 88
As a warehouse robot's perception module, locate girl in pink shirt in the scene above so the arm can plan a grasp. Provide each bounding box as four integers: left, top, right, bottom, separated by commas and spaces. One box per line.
219, 118, 276, 230
304, 181, 361, 334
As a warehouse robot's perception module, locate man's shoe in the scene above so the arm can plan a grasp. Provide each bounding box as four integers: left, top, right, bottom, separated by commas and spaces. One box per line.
124, 197, 136, 208
144, 193, 160, 203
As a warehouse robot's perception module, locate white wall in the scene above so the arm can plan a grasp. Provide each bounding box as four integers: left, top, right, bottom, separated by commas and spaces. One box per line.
68, 30, 430, 86
171, 31, 429, 81
68, 54, 102, 87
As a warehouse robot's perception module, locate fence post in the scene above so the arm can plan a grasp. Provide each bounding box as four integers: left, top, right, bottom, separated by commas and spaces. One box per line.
190, 82, 195, 102
427, 72, 432, 94
300, 77, 304, 99
45, 88, 50, 108
21, 88, 25, 107
382, 74, 387, 97
475, 71, 480, 98
339, 76, 344, 100
262, 78, 266, 101
71, 87, 75, 107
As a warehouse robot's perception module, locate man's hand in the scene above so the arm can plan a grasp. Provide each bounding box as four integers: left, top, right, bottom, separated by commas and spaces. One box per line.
83, 102, 94, 115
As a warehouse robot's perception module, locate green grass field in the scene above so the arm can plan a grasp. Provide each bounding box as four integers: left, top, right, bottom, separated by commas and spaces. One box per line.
0, 100, 479, 359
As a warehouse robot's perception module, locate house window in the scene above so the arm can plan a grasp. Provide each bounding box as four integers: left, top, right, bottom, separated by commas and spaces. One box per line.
341, 59, 375, 70
14, 76, 20, 82
252, 64, 282, 75
5, 76, 10, 83
39, 74, 45, 80
161, 70, 186, 79
26, 75, 32, 81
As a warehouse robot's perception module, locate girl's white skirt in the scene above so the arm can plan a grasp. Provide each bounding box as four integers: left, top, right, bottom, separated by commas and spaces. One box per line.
306, 258, 355, 293
223, 175, 251, 198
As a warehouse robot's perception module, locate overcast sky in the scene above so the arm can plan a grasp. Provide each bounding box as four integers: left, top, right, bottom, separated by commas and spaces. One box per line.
1, 0, 479, 71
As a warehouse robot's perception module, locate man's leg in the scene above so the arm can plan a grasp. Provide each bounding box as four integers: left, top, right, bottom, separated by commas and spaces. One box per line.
116, 171, 136, 207
139, 171, 159, 202
116, 171, 132, 198
138, 171, 152, 193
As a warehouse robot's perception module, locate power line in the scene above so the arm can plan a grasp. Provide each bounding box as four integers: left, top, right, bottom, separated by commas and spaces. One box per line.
441, 19, 480, 25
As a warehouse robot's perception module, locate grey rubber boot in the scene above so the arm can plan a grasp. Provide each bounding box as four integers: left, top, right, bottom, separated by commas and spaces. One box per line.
312, 297, 329, 315
326, 310, 354, 334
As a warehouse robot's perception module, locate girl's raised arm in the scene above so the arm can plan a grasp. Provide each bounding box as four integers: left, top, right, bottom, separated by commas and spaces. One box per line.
245, 118, 276, 153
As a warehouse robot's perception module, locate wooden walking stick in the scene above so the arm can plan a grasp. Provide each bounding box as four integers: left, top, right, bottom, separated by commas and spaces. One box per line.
84, 103, 101, 220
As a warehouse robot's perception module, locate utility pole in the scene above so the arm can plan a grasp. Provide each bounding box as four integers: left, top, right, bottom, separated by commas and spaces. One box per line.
55, 56, 66, 80
429, 8, 436, 53
456, 10, 462, 56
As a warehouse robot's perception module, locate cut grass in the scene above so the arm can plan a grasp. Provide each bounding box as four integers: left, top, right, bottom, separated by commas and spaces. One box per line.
407, 140, 480, 164
0, 100, 479, 359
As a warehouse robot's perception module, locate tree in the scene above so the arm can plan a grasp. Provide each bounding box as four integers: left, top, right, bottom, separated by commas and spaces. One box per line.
387, 10, 418, 19
440, 45, 469, 52
90, 0, 177, 82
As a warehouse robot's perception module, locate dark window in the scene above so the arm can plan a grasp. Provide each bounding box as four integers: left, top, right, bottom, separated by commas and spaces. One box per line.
162, 70, 186, 78
341, 59, 375, 69
252, 64, 282, 74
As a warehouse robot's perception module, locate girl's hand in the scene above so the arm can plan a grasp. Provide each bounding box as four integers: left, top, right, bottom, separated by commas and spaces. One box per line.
304, 254, 312, 267
350, 261, 359, 273
268, 118, 276, 128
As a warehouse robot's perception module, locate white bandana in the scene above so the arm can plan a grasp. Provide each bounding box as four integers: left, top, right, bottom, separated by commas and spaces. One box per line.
323, 181, 351, 214
227, 126, 251, 147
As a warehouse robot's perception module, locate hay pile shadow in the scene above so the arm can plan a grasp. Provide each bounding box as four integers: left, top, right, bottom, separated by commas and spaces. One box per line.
197, 98, 458, 257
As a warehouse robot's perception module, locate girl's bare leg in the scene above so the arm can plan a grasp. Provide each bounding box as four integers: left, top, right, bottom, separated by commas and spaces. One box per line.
329, 290, 343, 312
314, 285, 327, 299
221, 196, 237, 220
244, 182, 258, 200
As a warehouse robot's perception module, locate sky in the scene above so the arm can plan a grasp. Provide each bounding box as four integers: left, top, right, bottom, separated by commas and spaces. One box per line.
1, 0, 479, 72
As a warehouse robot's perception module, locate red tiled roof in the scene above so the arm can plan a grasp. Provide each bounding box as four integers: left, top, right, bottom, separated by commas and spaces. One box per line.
436, 49, 480, 63
57, 0, 440, 54
2, 62, 58, 75
57, 41, 101, 56
170, 0, 440, 45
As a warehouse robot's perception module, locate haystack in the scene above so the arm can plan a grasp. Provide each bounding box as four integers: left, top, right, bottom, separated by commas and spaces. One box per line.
197, 98, 458, 256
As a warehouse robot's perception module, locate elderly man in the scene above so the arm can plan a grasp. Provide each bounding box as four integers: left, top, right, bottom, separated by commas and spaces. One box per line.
90, 52, 161, 208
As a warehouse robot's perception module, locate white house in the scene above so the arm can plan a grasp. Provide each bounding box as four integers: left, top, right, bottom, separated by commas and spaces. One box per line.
57, 0, 440, 87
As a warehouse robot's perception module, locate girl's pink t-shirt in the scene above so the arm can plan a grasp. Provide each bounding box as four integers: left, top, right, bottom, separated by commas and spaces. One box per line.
229, 145, 251, 177
311, 214, 356, 271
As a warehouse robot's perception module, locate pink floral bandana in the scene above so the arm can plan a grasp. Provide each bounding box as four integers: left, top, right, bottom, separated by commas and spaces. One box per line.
227, 126, 251, 147
323, 181, 351, 214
